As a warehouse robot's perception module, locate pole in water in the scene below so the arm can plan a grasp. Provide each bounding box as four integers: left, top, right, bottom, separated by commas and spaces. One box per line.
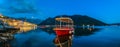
82, 24, 85, 29
60, 16, 62, 29
92, 24, 94, 29
87, 25, 90, 29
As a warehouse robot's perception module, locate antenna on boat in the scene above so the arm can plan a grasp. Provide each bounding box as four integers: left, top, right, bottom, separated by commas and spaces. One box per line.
60, 16, 62, 29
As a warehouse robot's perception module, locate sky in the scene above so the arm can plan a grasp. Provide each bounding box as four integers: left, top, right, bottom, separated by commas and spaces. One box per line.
0, 0, 120, 24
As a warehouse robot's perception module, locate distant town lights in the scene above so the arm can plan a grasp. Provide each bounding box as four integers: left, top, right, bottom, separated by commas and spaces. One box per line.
0, 15, 3, 18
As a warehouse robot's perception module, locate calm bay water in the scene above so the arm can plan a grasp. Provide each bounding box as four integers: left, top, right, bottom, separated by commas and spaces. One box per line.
8, 26, 120, 47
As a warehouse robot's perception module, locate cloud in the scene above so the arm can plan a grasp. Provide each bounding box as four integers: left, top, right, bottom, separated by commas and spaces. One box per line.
0, 0, 38, 14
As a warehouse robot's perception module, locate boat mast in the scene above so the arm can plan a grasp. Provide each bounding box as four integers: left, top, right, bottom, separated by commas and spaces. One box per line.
60, 16, 62, 29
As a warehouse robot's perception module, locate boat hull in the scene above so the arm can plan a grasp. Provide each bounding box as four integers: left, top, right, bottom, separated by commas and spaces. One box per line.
54, 28, 74, 36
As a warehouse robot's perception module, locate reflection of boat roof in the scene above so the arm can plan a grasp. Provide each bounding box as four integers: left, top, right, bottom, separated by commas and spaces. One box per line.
54, 40, 69, 46
55, 17, 73, 23
54, 34, 73, 47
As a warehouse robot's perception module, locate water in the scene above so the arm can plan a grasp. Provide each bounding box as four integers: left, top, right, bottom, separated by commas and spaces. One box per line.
1, 26, 120, 47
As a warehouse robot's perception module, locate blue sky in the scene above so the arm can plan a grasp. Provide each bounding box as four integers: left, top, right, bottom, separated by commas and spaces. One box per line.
0, 0, 120, 23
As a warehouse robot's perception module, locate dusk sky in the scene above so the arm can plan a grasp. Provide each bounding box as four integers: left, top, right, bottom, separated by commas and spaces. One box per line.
0, 0, 120, 24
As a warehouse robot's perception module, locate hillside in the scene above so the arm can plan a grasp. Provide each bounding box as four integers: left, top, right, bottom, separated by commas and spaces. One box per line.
39, 15, 107, 26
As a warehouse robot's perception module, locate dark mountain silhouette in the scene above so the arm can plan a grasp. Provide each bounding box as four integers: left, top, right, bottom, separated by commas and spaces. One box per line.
16, 17, 42, 24
109, 23, 120, 26
39, 15, 107, 26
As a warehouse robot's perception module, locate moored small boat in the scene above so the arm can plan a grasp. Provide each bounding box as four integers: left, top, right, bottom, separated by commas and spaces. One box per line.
53, 17, 74, 36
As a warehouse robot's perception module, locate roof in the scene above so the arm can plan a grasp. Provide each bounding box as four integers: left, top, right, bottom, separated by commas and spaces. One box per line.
55, 17, 73, 23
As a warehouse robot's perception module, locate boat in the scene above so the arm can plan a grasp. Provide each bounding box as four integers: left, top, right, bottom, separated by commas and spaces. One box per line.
53, 17, 74, 36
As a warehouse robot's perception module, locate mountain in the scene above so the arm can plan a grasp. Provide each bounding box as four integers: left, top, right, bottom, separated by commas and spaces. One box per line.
16, 18, 42, 24
109, 23, 120, 26
39, 15, 107, 26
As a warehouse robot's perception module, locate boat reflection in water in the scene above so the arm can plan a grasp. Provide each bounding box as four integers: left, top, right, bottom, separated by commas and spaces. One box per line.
17, 26, 37, 33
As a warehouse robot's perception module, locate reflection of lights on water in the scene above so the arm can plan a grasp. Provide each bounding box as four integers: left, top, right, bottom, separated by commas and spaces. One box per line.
89, 28, 92, 31
1, 42, 11, 47
19, 26, 37, 32
0, 15, 38, 46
